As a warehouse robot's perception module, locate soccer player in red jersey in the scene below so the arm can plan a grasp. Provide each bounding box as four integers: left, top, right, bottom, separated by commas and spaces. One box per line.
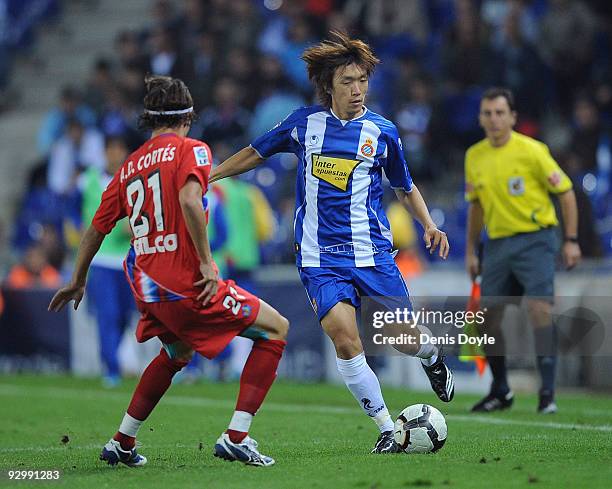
48, 75, 288, 467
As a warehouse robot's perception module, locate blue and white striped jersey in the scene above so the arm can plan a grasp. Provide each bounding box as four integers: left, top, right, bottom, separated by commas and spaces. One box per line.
251, 105, 413, 268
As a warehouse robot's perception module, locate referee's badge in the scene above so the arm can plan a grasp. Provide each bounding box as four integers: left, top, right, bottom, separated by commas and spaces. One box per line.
508, 176, 525, 196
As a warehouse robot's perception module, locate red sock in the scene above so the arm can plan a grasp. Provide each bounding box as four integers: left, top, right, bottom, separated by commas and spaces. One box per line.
125, 348, 187, 421
234, 339, 286, 417
226, 429, 248, 444
113, 432, 136, 450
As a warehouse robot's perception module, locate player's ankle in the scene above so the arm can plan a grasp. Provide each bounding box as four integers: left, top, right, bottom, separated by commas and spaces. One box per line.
226, 429, 248, 444
113, 432, 136, 451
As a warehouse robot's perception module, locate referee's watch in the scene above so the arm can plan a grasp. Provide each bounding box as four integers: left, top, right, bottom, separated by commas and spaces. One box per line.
564, 236, 579, 243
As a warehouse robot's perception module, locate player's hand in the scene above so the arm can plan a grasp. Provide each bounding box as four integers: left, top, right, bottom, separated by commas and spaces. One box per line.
423, 225, 449, 259
194, 263, 218, 306
562, 241, 581, 270
48, 282, 85, 312
465, 254, 480, 281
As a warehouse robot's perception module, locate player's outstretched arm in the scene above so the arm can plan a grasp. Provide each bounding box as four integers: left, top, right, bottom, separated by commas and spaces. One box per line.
48, 225, 106, 312
394, 186, 449, 259
209, 146, 264, 184
179, 177, 218, 305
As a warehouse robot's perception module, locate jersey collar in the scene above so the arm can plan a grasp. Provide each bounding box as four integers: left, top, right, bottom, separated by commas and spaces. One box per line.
329, 106, 368, 126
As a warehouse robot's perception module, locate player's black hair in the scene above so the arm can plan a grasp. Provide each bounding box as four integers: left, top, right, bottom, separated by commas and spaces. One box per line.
482, 87, 516, 112
138, 75, 197, 131
301, 31, 380, 108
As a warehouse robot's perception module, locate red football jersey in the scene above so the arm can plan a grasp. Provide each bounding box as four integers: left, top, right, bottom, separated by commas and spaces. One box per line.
92, 133, 215, 302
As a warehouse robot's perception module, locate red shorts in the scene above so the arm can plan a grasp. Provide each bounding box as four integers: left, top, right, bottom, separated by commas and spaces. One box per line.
135, 279, 260, 359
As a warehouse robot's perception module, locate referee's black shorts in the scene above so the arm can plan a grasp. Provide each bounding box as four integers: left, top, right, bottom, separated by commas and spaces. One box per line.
481, 227, 559, 303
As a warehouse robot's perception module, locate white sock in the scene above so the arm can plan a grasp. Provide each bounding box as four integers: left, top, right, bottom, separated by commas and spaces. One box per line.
414, 324, 438, 366
118, 413, 143, 438
228, 410, 253, 434
336, 352, 394, 433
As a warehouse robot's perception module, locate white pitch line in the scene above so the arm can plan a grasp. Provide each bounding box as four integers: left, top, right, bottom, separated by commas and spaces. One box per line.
1, 384, 611, 433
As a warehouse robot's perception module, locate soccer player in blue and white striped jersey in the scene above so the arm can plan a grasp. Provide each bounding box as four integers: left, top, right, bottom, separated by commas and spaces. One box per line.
211, 32, 454, 454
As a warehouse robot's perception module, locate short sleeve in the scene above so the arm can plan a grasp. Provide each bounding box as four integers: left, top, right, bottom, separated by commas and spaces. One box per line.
464, 150, 478, 202
532, 142, 572, 194
382, 125, 413, 191
177, 140, 213, 193
92, 172, 126, 234
251, 109, 300, 158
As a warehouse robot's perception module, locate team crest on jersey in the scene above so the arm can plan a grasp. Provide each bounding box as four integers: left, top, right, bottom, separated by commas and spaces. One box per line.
311, 154, 361, 191
360, 138, 374, 157
193, 146, 209, 166
508, 176, 525, 196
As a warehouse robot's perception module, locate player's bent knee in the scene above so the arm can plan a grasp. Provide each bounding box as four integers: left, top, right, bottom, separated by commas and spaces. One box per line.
268, 313, 289, 341
332, 333, 362, 358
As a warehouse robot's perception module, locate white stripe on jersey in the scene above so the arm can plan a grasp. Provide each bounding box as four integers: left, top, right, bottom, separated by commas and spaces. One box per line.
301, 112, 329, 266
351, 120, 381, 266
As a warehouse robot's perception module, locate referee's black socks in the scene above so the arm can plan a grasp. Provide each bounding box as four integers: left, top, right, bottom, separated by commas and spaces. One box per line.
534, 324, 558, 395
486, 356, 510, 395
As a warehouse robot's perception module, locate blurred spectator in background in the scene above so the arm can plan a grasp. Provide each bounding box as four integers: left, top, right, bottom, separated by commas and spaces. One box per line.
216, 177, 275, 291
558, 151, 603, 258
192, 77, 251, 149
188, 31, 218, 110
344, 0, 429, 57
147, 25, 193, 81
537, 0, 597, 113
442, 0, 495, 91
143, 0, 179, 36
83, 58, 114, 117
176, 0, 206, 51
222, 47, 257, 108
386, 201, 424, 280
224, 0, 261, 51
114, 30, 147, 73
571, 95, 612, 174
248, 55, 305, 138
99, 88, 144, 150
0, 0, 10, 111
394, 76, 440, 181
489, 2, 546, 118
81, 136, 134, 387
37, 86, 97, 156
5, 243, 61, 289
47, 118, 105, 195
277, 17, 315, 94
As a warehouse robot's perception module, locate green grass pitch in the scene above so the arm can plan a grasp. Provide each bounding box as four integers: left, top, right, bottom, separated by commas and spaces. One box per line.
1, 375, 611, 488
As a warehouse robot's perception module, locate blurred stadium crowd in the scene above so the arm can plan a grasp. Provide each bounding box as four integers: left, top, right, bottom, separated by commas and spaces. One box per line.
2, 0, 612, 286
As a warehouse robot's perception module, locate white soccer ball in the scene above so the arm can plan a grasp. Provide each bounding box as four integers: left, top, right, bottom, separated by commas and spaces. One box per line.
393, 404, 447, 453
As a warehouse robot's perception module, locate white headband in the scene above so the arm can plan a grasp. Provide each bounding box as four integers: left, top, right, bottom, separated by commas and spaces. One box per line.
144, 106, 194, 115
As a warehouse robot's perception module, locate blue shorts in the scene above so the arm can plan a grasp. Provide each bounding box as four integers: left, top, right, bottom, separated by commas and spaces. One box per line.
298, 263, 411, 322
